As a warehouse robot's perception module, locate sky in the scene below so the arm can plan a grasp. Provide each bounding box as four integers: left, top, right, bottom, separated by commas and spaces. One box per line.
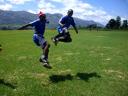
0, 0, 128, 25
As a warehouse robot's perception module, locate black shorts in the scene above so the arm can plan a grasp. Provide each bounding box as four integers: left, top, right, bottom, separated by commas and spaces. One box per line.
60, 32, 72, 42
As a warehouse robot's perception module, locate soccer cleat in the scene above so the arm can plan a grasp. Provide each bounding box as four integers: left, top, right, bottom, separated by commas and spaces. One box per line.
51, 37, 58, 46
39, 58, 52, 69
39, 58, 47, 63
43, 63, 52, 69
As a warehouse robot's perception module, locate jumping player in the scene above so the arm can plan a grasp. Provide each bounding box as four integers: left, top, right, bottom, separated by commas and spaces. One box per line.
18, 12, 52, 69
52, 9, 78, 45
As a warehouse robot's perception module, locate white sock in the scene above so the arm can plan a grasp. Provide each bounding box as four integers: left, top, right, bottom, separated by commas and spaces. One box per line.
41, 55, 45, 60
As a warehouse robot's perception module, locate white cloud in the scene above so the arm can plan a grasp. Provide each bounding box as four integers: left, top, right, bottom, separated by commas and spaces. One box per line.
81, 9, 114, 24
27, 9, 37, 14
0, 0, 114, 24
37, 0, 113, 24
50, 0, 62, 2
7, 0, 31, 4
0, 4, 12, 10
38, 0, 62, 14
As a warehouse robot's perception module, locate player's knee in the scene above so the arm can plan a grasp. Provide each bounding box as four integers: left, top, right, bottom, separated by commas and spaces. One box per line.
42, 42, 50, 49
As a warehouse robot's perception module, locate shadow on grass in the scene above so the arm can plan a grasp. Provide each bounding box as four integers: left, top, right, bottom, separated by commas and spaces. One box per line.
49, 74, 73, 83
76, 72, 101, 82
49, 72, 101, 83
0, 79, 16, 89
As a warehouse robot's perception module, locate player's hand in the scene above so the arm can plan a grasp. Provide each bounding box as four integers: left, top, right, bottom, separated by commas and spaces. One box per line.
76, 30, 78, 34
46, 20, 49, 24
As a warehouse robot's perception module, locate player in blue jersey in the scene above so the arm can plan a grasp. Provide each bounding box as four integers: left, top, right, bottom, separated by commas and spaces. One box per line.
52, 9, 78, 45
18, 12, 52, 69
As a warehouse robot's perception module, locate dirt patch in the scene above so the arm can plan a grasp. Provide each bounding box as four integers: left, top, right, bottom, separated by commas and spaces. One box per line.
105, 58, 111, 61
104, 69, 126, 80
64, 52, 80, 56
56, 56, 62, 61
59, 69, 72, 74
17, 56, 27, 61
27, 72, 48, 79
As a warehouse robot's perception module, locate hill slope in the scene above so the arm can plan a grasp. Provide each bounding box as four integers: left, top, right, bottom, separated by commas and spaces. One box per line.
0, 10, 103, 29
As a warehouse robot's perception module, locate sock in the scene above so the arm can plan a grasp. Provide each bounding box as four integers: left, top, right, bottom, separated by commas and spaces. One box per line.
41, 55, 45, 59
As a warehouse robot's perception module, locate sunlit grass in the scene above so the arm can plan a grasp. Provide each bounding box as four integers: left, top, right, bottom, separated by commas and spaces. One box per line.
0, 30, 128, 96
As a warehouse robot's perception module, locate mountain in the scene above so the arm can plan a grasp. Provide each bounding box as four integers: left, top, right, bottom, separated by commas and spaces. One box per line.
0, 10, 104, 29
0, 10, 37, 24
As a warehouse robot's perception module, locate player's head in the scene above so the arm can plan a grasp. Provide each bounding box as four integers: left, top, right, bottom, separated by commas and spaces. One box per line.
67, 9, 73, 16
38, 11, 46, 21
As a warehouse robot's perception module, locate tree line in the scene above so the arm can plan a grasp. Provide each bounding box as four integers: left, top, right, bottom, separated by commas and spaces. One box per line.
0, 16, 127, 30
105, 16, 128, 29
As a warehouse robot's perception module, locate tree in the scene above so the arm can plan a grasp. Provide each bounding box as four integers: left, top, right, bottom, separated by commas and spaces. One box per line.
115, 16, 121, 29
121, 20, 128, 29
105, 23, 110, 29
106, 19, 116, 29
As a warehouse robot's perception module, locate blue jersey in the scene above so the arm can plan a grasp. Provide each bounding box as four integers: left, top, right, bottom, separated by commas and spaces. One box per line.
30, 19, 48, 36
59, 15, 76, 29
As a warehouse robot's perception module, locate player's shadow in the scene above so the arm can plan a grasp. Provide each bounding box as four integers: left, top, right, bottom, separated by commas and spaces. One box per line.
49, 74, 73, 83
49, 72, 101, 83
76, 72, 101, 82
0, 79, 16, 89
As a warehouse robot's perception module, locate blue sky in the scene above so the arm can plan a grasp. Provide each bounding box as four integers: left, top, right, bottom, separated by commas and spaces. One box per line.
0, 0, 128, 24
85, 0, 128, 17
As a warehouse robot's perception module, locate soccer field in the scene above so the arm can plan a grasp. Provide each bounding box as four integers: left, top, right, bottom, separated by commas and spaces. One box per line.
0, 30, 128, 96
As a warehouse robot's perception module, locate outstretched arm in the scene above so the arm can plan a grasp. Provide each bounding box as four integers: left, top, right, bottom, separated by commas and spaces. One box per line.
59, 21, 64, 27
18, 24, 32, 30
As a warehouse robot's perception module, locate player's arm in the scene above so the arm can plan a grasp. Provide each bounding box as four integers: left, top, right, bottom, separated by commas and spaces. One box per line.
18, 24, 32, 30
72, 19, 78, 34
59, 16, 66, 27
73, 25, 78, 34
59, 21, 64, 27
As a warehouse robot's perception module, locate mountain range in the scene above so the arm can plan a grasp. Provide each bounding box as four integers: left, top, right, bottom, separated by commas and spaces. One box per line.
0, 10, 104, 29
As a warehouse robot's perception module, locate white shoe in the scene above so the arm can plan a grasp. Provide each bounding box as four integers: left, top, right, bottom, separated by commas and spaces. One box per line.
39, 58, 52, 69
51, 37, 58, 46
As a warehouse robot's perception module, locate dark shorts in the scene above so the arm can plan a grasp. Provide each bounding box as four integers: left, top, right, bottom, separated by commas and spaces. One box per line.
57, 26, 68, 33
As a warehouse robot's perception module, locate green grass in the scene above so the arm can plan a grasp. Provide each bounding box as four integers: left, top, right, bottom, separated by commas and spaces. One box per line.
0, 29, 128, 96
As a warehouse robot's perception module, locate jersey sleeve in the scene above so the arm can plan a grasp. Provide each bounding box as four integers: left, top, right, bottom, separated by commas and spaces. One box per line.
29, 20, 38, 27
59, 16, 67, 24
71, 18, 76, 27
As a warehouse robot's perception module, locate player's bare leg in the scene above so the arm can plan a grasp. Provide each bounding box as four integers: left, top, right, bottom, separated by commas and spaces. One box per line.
40, 42, 52, 69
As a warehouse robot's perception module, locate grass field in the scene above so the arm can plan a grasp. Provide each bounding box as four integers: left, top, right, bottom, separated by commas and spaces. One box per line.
0, 29, 128, 96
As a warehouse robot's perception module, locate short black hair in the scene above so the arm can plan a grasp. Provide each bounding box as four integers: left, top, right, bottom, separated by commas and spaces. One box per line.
67, 9, 73, 16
